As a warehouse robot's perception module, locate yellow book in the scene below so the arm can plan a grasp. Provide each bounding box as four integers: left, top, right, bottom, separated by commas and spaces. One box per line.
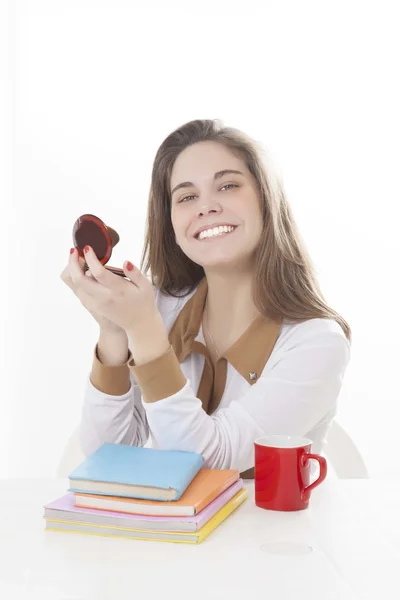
45, 488, 248, 544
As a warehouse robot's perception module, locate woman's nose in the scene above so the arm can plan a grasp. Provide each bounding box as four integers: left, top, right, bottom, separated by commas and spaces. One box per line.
197, 201, 222, 218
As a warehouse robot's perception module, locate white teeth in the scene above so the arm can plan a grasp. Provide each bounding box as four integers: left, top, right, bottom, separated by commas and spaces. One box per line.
198, 225, 235, 240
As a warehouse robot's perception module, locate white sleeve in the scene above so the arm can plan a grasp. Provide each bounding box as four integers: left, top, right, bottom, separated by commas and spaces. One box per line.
78, 282, 164, 457
79, 374, 149, 457
142, 329, 350, 473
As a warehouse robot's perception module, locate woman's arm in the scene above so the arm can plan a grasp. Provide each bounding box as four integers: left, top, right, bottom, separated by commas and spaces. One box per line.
97, 329, 130, 366
78, 340, 150, 457
131, 322, 350, 473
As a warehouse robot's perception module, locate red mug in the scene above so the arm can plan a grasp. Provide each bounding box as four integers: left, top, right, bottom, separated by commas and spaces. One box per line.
254, 435, 327, 511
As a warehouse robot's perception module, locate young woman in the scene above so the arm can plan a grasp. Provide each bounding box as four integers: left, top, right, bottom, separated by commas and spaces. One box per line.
61, 119, 351, 478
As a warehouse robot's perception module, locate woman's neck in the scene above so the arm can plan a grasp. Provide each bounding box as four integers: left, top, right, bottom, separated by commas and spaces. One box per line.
203, 270, 261, 353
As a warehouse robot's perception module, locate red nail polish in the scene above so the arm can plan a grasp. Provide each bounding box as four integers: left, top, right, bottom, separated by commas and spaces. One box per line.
84, 245, 90, 254
70, 248, 75, 254
126, 261, 134, 271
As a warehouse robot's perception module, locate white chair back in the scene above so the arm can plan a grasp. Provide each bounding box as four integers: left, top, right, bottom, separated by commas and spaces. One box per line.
324, 420, 368, 478
57, 428, 84, 477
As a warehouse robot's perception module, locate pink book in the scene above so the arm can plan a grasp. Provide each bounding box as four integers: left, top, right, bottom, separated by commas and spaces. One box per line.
44, 479, 244, 533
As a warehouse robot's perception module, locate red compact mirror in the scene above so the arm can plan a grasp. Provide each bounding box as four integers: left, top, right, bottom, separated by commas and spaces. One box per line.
72, 214, 126, 277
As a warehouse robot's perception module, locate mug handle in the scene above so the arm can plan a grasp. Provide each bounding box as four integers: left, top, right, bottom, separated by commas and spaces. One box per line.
301, 453, 328, 495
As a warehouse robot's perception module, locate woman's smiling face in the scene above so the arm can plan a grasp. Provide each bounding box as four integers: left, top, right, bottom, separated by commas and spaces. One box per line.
170, 141, 264, 271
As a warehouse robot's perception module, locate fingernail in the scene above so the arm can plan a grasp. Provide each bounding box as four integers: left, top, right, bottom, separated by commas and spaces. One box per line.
70, 248, 75, 255
126, 261, 134, 271
84, 245, 90, 254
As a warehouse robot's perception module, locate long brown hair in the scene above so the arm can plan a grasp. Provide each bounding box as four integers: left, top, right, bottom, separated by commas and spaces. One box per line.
140, 119, 351, 341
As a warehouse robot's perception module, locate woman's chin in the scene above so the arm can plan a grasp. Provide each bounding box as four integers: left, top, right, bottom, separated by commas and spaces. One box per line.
195, 254, 249, 272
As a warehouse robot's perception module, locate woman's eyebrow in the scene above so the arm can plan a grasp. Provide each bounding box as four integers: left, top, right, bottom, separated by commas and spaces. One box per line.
171, 169, 244, 197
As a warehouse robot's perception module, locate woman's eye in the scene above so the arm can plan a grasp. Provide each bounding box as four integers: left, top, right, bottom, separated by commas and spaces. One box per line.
178, 184, 238, 203
179, 195, 196, 203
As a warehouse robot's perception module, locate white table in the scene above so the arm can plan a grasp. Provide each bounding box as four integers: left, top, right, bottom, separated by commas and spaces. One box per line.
0, 478, 399, 600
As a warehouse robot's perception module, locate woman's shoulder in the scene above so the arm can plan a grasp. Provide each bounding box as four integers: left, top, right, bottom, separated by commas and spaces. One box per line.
276, 317, 350, 353
267, 317, 351, 377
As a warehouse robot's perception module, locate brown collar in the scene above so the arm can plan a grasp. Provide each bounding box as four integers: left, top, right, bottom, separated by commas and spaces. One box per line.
168, 276, 282, 411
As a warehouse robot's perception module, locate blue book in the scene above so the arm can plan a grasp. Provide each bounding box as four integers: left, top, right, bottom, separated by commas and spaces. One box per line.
68, 443, 204, 501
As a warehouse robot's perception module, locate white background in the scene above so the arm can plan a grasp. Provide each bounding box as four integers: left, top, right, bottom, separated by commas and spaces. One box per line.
1, 0, 399, 479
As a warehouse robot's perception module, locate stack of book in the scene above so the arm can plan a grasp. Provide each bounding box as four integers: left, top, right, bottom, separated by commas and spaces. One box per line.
44, 443, 248, 544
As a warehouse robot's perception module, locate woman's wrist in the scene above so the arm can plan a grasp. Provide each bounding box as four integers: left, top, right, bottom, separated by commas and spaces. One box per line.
97, 328, 129, 366
126, 313, 170, 366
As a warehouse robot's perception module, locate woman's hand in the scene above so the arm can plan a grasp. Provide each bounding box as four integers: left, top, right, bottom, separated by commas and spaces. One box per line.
61, 249, 125, 335
61, 246, 170, 365
62, 246, 159, 334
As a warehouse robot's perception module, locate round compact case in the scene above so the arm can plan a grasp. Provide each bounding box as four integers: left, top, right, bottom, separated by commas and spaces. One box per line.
72, 213, 126, 277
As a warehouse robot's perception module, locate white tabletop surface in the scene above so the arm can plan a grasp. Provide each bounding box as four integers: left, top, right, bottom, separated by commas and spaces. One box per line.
0, 477, 399, 600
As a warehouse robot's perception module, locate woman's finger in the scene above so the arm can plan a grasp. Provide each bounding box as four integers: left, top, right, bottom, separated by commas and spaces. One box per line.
122, 261, 147, 289
83, 245, 126, 290
60, 264, 74, 289
68, 247, 100, 297
61, 252, 89, 288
